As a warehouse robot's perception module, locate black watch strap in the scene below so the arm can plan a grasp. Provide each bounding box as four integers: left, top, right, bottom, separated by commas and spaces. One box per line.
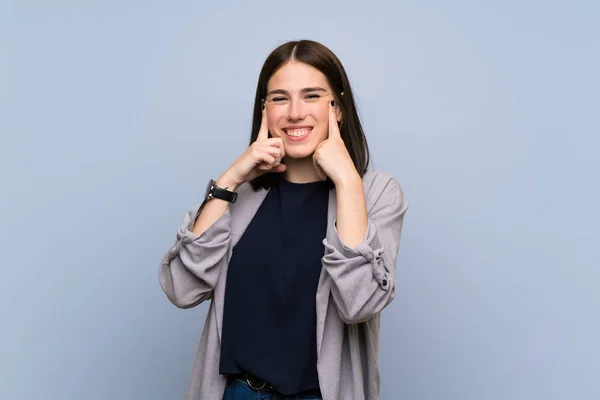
205, 179, 238, 204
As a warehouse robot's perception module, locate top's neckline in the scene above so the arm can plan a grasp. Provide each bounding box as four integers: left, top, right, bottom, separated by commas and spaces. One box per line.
278, 174, 327, 187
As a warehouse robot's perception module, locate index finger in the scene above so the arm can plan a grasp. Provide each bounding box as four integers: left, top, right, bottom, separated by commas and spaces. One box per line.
257, 100, 269, 141
328, 99, 341, 139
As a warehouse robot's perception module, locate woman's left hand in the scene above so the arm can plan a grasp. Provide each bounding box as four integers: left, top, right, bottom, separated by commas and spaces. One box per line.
313, 100, 360, 185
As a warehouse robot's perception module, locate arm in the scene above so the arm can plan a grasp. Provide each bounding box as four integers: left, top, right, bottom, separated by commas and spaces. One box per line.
335, 174, 368, 248
160, 102, 286, 308
158, 177, 237, 309
322, 176, 408, 324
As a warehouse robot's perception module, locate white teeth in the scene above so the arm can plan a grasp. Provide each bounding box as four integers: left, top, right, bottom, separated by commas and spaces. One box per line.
285, 128, 311, 137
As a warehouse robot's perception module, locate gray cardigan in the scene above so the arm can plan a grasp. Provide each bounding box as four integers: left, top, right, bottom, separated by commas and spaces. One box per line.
159, 170, 408, 400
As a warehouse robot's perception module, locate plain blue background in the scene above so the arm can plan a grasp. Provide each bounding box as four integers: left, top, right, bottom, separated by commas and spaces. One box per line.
1, 1, 598, 399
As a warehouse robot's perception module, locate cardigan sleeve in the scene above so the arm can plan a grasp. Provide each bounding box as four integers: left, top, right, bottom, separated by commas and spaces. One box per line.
158, 202, 233, 309
321, 177, 408, 324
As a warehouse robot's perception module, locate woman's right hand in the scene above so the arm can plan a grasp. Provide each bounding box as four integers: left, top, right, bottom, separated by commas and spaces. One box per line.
221, 105, 286, 187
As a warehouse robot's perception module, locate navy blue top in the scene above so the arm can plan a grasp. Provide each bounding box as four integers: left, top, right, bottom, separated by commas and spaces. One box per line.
219, 173, 329, 395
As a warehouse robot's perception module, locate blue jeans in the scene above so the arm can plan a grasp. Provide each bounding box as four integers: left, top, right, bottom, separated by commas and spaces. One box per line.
222, 376, 322, 400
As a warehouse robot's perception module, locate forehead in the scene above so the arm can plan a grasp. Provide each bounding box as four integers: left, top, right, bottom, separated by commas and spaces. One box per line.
267, 61, 331, 91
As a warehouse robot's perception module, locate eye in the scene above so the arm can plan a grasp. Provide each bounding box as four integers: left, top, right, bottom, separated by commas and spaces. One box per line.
306, 94, 321, 100
272, 97, 287, 102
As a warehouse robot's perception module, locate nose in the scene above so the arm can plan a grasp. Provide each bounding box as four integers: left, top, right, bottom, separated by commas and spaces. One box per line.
287, 98, 305, 121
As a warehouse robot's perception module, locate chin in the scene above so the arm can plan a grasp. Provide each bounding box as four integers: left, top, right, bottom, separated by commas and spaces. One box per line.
283, 148, 316, 160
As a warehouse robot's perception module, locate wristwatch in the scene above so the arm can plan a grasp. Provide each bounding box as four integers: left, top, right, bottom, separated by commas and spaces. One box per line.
204, 179, 238, 204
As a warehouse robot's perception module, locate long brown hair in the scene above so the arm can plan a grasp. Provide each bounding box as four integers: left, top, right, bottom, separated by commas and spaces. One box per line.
249, 40, 370, 190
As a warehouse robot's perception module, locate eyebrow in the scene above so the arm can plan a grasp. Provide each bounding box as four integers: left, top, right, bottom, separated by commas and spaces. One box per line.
266, 87, 328, 96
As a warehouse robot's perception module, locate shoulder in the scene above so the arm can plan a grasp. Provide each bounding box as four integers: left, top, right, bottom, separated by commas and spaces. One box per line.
235, 180, 260, 197
362, 170, 408, 210
362, 170, 404, 197
228, 180, 269, 213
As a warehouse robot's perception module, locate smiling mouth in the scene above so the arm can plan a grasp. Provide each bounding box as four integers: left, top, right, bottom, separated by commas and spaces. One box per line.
284, 127, 313, 137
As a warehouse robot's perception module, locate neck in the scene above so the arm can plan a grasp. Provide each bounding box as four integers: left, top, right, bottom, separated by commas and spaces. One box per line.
282, 156, 323, 183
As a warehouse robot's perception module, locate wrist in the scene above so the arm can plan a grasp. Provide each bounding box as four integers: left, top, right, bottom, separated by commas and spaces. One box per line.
216, 174, 239, 191
334, 171, 362, 190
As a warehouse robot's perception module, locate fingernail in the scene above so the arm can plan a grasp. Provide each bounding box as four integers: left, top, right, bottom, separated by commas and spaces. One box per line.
330, 100, 335, 106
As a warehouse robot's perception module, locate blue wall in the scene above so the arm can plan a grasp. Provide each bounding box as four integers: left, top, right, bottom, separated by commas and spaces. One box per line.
1, 1, 598, 399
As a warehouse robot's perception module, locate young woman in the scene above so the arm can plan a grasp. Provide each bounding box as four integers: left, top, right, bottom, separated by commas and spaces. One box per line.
159, 39, 409, 400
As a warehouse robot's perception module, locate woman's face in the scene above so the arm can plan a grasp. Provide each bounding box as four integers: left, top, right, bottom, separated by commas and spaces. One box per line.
265, 61, 340, 159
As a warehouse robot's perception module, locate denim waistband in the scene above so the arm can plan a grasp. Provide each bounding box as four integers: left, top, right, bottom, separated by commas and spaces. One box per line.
226, 374, 322, 398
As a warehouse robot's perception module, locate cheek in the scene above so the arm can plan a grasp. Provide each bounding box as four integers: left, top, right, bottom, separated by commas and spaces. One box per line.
312, 103, 329, 122
312, 106, 330, 135
266, 113, 281, 136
